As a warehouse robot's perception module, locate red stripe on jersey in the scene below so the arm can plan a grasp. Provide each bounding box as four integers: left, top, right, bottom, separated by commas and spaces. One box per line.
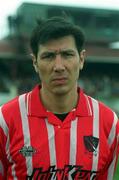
54, 115, 71, 168
1, 96, 28, 178
76, 108, 93, 170
98, 102, 118, 179
28, 116, 52, 170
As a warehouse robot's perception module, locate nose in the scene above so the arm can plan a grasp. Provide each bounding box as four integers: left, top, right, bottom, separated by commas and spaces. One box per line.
53, 54, 65, 72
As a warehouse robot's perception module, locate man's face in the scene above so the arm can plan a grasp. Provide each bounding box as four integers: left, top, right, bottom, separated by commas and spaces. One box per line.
32, 35, 85, 95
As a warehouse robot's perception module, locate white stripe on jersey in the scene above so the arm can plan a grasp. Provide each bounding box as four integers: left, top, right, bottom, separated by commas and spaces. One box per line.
27, 92, 32, 115
108, 112, 118, 147
107, 153, 116, 180
69, 117, 78, 165
45, 118, 56, 166
85, 95, 92, 116
68, 117, 78, 180
107, 114, 119, 180
19, 94, 33, 176
0, 107, 17, 179
91, 98, 99, 172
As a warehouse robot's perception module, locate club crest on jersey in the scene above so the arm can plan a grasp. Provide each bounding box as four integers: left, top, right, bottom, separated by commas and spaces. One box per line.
83, 136, 99, 156
19, 146, 36, 157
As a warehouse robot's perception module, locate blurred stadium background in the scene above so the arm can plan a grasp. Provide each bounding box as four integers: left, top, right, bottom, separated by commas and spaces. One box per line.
0, 2, 119, 179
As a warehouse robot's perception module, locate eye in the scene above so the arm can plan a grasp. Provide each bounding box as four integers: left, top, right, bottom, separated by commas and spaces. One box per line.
40, 52, 55, 60
61, 51, 75, 59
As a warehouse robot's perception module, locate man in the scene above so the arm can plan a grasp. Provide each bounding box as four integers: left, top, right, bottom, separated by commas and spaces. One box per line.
0, 16, 119, 179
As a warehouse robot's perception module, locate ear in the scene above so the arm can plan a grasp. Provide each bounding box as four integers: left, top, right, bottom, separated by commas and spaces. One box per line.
79, 49, 86, 70
30, 53, 38, 73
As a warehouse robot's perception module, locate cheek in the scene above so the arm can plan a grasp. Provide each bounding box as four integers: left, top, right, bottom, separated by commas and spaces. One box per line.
73, 60, 80, 72
37, 64, 46, 78
73, 61, 80, 79
67, 64, 79, 83
37, 63, 51, 82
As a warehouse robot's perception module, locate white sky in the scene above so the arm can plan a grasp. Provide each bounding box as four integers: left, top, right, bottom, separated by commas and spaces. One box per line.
0, 0, 119, 39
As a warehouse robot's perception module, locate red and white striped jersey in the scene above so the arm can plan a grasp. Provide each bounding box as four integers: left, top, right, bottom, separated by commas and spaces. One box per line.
0, 85, 119, 179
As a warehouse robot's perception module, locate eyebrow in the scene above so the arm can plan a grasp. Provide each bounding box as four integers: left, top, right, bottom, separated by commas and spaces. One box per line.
39, 51, 55, 58
39, 49, 76, 56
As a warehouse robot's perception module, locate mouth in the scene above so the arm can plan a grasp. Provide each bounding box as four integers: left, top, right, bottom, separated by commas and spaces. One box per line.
52, 77, 68, 85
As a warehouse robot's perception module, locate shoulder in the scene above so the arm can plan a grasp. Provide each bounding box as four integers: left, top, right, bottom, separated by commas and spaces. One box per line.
0, 92, 29, 126
87, 95, 118, 133
87, 95, 116, 117
1, 94, 25, 113
78, 88, 118, 122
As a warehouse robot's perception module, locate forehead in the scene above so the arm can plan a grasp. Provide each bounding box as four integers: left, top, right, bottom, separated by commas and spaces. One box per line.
38, 35, 77, 53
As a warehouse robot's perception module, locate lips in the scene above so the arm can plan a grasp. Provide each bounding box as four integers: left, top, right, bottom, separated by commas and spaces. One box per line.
52, 77, 67, 81
52, 77, 68, 85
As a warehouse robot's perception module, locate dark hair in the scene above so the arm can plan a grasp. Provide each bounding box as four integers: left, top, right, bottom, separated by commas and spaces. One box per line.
30, 16, 85, 57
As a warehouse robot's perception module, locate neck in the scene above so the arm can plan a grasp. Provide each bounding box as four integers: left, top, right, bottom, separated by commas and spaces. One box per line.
40, 86, 78, 114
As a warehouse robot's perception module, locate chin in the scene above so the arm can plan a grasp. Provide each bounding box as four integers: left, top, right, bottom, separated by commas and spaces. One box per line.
52, 86, 70, 95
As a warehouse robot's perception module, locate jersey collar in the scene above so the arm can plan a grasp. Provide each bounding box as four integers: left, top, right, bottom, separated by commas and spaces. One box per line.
27, 85, 92, 117
76, 88, 92, 117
